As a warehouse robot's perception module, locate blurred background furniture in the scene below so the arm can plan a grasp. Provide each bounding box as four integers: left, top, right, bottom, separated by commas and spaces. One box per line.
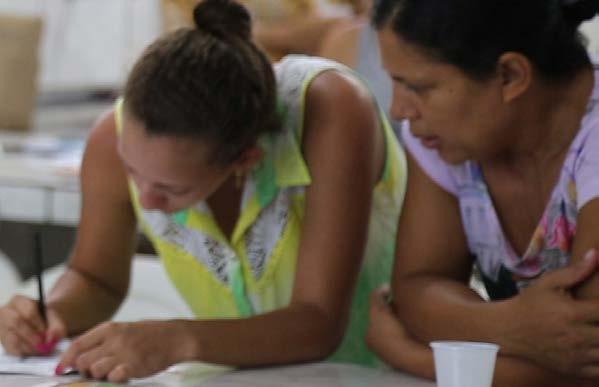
0, 251, 20, 305
162, 0, 365, 60
0, 0, 161, 94
0, 13, 41, 131
0, 0, 161, 279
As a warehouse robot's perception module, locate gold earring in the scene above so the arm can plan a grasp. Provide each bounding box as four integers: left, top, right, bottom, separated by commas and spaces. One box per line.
235, 171, 244, 189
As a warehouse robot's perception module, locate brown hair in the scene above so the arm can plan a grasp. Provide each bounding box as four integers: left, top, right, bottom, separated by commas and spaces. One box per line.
372, 0, 597, 82
124, 0, 280, 165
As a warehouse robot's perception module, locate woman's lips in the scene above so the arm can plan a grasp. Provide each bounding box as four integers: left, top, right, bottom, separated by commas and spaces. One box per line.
419, 135, 441, 149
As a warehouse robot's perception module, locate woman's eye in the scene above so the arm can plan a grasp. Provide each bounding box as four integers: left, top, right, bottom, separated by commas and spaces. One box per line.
397, 81, 418, 94
406, 83, 428, 94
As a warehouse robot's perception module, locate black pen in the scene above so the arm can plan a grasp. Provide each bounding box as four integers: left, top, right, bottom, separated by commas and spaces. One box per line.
34, 230, 47, 324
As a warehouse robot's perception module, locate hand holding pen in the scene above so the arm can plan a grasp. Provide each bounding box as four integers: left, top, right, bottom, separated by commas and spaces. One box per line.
0, 231, 67, 356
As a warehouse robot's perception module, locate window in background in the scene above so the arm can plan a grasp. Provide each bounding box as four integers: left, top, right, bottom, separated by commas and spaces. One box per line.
0, 0, 161, 94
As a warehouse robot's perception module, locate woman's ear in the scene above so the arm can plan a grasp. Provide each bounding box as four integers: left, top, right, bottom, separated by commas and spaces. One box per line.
497, 52, 532, 103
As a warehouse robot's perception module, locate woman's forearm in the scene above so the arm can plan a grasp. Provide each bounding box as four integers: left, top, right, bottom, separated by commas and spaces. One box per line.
493, 356, 593, 387
372, 334, 591, 387
396, 257, 599, 379
47, 267, 126, 336
178, 303, 345, 367
375, 338, 436, 380
395, 276, 516, 351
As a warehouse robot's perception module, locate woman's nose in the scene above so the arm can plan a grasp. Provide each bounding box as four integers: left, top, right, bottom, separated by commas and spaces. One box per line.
390, 87, 420, 121
137, 182, 167, 211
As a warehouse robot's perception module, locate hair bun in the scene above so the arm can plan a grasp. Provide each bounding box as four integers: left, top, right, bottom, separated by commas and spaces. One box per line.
193, 0, 252, 41
561, 0, 599, 27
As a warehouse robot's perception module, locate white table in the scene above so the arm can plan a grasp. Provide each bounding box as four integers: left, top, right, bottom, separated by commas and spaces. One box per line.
0, 96, 112, 225
0, 130, 85, 278
0, 363, 435, 387
0, 132, 83, 225
0, 259, 435, 387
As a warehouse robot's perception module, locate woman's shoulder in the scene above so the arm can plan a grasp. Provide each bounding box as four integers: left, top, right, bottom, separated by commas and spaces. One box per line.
275, 54, 348, 74
87, 108, 118, 151
571, 70, 599, 156
274, 54, 355, 102
563, 72, 599, 209
274, 54, 371, 132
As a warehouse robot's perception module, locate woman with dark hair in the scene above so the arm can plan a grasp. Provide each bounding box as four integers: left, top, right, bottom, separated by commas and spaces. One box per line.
0, 0, 406, 382
366, 0, 599, 385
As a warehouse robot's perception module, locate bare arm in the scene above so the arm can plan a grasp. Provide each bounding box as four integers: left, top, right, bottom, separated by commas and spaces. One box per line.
370, 152, 599, 380
48, 110, 138, 335
367, 286, 595, 387
0, 111, 137, 354
393, 152, 498, 342
180, 70, 384, 366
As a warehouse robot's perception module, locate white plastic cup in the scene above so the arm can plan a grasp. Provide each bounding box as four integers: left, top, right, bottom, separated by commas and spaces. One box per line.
430, 341, 499, 387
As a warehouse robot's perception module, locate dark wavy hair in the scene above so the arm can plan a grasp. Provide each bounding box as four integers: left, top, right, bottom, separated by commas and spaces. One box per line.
123, 0, 280, 165
372, 0, 599, 81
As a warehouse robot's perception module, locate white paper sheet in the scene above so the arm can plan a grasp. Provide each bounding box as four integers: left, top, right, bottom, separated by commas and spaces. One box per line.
0, 340, 70, 376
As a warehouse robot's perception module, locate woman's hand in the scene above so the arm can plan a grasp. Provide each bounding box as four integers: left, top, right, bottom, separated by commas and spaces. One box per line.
501, 250, 599, 378
58, 320, 194, 383
0, 295, 66, 356
366, 285, 435, 380
365, 285, 599, 387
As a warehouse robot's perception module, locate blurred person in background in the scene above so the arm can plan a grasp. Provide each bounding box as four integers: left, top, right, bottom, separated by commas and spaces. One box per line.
163, 0, 366, 59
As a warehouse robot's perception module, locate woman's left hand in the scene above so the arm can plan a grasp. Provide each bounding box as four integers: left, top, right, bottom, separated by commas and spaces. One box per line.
58, 320, 193, 383
366, 285, 435, 380
365, 285, 413, 353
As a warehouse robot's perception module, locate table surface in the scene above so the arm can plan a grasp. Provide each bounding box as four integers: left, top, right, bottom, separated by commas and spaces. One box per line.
0, 362, 435, 387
